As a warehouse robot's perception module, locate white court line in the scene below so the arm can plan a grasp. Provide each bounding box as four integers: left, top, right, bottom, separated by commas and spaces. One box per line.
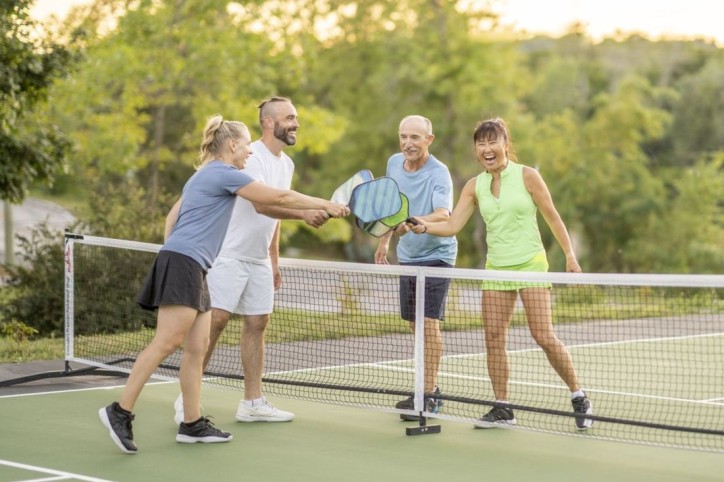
438, 330, 724, 360
257, 330, 724, 377
0, 459, 114, 482
248, 331, 724, 406
4, 332, 722, 404
0, 380, 173, 400
363, 364, 724, 406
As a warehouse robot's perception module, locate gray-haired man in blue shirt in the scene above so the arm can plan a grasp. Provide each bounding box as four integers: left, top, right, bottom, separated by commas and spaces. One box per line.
374, 115, 458, 421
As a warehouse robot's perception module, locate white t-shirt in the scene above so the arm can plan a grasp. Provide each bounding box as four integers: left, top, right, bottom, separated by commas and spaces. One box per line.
216, 140, 295, 263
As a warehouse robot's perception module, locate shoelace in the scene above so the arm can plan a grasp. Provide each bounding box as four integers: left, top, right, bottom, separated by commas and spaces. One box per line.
120, 411, 135, 437
199, 416, 216, 426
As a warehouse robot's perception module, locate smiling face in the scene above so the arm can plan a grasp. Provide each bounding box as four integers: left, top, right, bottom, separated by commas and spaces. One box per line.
475, 134, 507, 172
231, 126, 253, 170
473, 119, 511, 174
398, 116, 434, 166
267, 100, 299, 146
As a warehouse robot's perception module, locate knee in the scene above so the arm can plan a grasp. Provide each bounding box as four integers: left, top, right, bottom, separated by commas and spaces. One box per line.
184, 334, 210, 358
485, 329, 505, 345
533, 333, 559, 351
244, 316, 269, 335
153, 335, 185, 357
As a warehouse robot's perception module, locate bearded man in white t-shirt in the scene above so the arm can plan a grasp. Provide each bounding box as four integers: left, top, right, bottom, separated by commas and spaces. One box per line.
174, 97, 329, 423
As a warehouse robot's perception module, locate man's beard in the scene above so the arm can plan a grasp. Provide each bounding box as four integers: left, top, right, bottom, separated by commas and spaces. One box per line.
274, 123, 297, 146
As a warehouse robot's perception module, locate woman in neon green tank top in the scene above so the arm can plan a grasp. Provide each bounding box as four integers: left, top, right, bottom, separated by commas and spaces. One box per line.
408, 118, 593, 431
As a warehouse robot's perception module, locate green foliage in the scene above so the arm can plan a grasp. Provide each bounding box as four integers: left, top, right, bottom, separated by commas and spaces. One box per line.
84, 175, 169, 244
0, 319, 40, 362
555, 285, 605, 305
71, 245, 158, 336
0, 0, 78, 202
1, 319, 38, 343
625, 154, 724, 273
0, 334, 63, 363
0, 223, 68, 336
671, 55, 724, 164
16, 0, 724, 275
0, 173, 169, 338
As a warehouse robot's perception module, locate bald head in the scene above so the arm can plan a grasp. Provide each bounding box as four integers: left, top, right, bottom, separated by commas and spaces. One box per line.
399, 115, 433, 136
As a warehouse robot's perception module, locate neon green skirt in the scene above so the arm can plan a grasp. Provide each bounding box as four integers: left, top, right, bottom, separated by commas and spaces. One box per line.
483, 251, 552, 291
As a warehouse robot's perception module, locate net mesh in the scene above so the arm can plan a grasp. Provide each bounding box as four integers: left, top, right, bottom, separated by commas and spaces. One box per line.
65, 235, 724, 451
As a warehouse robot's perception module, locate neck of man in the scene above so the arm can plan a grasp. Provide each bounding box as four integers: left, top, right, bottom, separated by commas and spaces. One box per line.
260, 134, 285, 158
404, 154, 429, 172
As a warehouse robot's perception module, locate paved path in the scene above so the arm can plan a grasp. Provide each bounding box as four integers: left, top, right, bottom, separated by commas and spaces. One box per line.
0, 198, 75, 264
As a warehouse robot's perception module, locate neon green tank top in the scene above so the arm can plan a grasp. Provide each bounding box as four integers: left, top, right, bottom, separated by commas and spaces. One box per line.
475, 161, 544, 266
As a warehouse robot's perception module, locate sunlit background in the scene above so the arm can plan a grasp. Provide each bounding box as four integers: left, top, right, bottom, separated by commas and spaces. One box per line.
31, 0, 724, 46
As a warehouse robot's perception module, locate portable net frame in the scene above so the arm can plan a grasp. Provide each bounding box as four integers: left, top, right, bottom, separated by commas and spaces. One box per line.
64, 234, 724, 451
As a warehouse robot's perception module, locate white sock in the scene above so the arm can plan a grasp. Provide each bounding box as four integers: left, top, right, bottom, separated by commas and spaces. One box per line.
571, 389, 586, 399
244, 397, 264, 408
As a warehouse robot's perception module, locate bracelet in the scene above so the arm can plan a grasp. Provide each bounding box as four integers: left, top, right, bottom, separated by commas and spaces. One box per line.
422, 225, 428, 233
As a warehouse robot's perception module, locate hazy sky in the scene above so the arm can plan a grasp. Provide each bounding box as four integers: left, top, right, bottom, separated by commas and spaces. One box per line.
30, 0, 723, 46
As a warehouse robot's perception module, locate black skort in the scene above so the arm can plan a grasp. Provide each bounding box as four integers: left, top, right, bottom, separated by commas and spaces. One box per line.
135, 250, 211, 312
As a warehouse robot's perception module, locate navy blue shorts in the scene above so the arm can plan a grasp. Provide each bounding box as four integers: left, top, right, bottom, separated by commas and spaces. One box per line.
135, 250, 211, 312
399, 260, 453, 322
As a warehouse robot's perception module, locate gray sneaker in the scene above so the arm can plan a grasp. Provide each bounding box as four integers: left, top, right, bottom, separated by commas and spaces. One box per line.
572, 394, 594, 430
99, 402, 137, 454
474, 405, 517, 429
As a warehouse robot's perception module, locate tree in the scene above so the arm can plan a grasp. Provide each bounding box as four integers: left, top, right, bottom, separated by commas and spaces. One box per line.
0, 0, 76, 203
561, 75, 672, 272
40, 0, 350, 245
671, 55, 724, 165
626, 154, 724, 273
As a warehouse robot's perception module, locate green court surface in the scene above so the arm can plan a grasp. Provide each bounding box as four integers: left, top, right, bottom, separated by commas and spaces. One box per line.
1, 381, 722, 482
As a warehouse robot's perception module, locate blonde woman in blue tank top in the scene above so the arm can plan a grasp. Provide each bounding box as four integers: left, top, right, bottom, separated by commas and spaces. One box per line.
408, 118, 593, 431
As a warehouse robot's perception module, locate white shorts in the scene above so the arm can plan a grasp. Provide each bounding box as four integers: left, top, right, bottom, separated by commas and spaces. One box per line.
207, 256, 274, 315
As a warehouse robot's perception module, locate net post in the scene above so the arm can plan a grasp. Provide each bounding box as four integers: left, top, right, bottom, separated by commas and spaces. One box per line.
63, 231, 77, 362
405, 266, 441, 436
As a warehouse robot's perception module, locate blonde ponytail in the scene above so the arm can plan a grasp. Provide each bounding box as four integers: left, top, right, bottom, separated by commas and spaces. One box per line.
196, 115, 249, 168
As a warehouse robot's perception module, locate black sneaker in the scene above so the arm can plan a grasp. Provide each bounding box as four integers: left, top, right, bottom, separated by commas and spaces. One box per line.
572, 394, 594, 430
99, 402, 137, 454
474, 405, 517, 429
431, 386, 443, 410
395, 387, 442, 421
176, 417, 233, 444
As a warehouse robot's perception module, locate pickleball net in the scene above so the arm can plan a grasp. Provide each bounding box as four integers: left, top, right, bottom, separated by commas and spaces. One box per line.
64, 234, 724, 451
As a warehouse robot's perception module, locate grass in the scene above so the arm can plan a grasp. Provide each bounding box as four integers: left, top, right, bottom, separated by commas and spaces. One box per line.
0, 335, 64, 364
2, 285, 720, 365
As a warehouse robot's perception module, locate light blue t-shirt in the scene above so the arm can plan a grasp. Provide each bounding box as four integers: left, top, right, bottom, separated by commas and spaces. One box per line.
386, 153, 458, 264
162, 160, 254, 270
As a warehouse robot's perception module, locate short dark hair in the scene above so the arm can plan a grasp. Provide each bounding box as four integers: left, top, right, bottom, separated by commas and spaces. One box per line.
473, 117, 516, 160
258, 96, 292, 126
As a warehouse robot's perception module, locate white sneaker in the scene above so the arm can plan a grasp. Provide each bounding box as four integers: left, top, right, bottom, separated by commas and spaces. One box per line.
174, 394, 204, 425
235, 398, 295, 422
174, 394, 184, 425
